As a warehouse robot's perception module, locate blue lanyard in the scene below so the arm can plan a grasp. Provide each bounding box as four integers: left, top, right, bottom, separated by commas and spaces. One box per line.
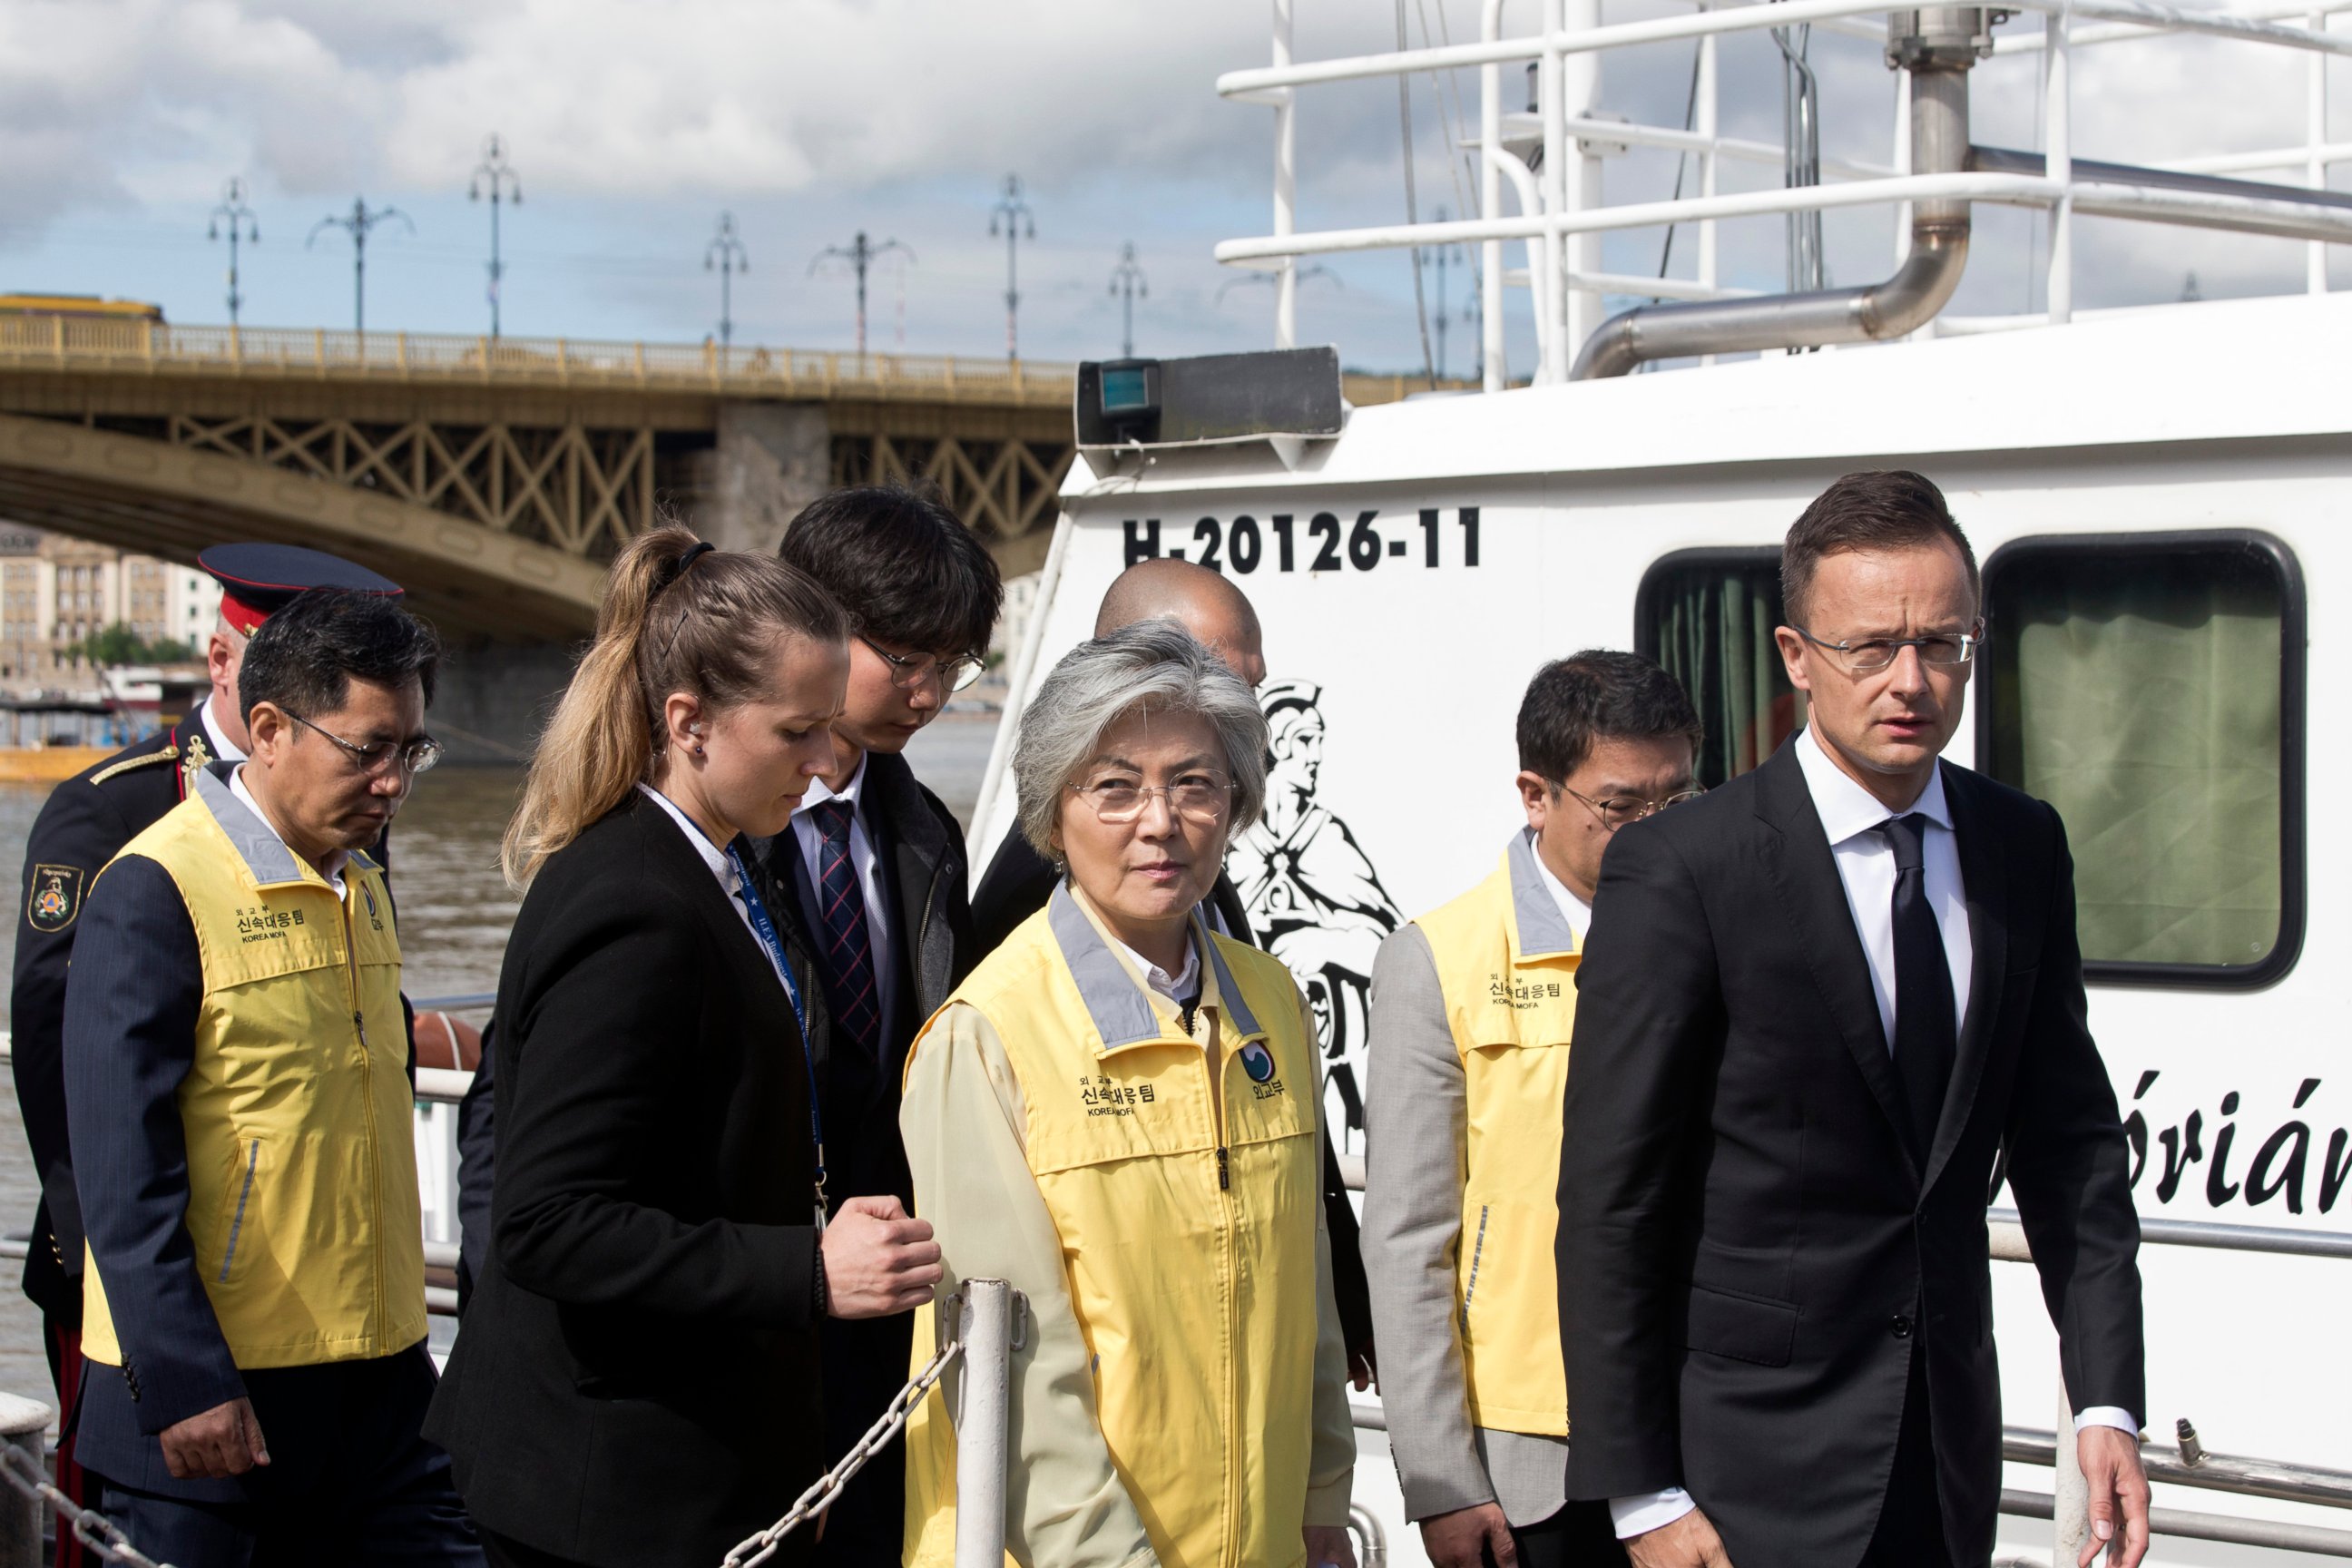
724, 844, 828, 1231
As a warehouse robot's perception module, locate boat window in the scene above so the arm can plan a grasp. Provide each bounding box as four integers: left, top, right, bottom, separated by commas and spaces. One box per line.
1635, 550, 1808, 789
1979, 533, 2305, 987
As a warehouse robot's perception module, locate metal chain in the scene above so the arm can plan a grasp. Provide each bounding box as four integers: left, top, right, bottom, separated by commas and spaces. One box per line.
719, 1335, 964, 1568
0, 1442, 175, 1568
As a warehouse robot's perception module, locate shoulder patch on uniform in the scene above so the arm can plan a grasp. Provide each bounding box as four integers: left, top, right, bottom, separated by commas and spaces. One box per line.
87, 746, 178, 786
26, 864, 84, 933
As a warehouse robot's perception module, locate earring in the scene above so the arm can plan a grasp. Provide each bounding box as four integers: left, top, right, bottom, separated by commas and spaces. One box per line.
692, 743, 707, 759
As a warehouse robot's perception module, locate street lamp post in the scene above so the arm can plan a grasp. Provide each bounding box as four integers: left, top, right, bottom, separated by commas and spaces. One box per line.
207, 178, 260, 328
469, 133, 523, 339
1107, 242, 1148, 359
706, 212, 750, 360
987, 174, 1036, 362
307, 197, 414, 337
809, 231, 915, 360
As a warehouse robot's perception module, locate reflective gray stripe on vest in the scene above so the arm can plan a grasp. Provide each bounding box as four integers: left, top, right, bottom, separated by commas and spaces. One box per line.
1046, 881, 1263, 1047
193, 767, 309, 888
1507, 829, 1577, 958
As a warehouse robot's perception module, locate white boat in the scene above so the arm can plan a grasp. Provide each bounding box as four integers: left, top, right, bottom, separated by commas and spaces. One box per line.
966, 3, 2352, 1562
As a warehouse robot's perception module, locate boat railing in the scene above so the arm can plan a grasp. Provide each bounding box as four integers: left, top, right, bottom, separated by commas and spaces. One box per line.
1216, 0, 2352, 389
1342, 1174, 2352, 1562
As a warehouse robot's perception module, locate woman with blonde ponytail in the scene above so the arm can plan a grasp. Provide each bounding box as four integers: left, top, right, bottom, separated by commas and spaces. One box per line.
426, 528, 946, 1568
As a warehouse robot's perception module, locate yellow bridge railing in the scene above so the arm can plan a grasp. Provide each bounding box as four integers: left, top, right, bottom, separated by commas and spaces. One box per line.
0, 315, 1450, 411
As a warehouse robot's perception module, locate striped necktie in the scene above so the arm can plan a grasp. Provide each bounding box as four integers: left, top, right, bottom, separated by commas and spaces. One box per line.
810, 799, 881, 1060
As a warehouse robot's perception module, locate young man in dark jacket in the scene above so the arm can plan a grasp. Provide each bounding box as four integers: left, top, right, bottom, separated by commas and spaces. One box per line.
768, 485, 1000, 1567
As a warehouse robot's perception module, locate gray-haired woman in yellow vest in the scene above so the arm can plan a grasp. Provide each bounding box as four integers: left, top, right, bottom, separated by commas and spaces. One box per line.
899, 621, 1356, 1568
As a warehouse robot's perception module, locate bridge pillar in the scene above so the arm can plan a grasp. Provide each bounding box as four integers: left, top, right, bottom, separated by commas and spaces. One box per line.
704, 402, 831, 555
431, 641, 581, 763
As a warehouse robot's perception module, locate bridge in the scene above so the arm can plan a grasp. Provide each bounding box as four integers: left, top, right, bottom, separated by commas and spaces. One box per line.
0, 318, 1093, 642
0, 318, 1440, 643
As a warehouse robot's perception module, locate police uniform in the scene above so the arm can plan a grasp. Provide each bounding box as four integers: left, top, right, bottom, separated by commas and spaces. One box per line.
6, 544, 400, 1566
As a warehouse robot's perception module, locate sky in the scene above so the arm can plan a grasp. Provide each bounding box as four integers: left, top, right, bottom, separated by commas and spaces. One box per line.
0, 0, 2342, 377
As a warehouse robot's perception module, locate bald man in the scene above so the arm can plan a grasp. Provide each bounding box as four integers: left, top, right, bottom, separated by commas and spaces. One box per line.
969, 557, 1377, 1384
972, 558, 1268, 950
1090, 555, 1269, 684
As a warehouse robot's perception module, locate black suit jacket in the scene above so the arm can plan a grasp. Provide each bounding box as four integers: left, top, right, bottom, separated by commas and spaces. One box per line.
424, 794, 827, 1568
969, 827, 1378, 1373
1557, 741, 2143, 1568
760, 750, 975, 1207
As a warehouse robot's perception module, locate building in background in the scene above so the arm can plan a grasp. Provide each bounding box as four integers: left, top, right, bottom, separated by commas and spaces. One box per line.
0, 528, 212, 685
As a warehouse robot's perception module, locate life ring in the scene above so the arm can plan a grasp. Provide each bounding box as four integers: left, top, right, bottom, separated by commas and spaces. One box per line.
412, 1010, 483, 1073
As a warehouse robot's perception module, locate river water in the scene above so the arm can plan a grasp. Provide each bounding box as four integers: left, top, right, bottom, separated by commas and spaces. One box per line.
0, 710, 1001, 1422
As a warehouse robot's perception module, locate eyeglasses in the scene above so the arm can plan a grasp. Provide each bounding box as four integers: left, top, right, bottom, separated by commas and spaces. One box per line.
1068, 770, 1232, 826
1792, 621, 1986, 672
285, 711, 443, 777
1558, 781, 1705, 833
860, 635, 985, 694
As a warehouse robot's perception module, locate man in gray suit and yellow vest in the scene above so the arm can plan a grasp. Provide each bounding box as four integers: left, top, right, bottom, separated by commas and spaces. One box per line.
1364, 652, 1701, 1568
62, 588, 481, 1565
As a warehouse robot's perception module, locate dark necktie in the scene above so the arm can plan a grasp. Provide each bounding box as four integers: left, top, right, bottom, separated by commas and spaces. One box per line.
1878, 812, 1956, 1156
810, 799, 881, 1061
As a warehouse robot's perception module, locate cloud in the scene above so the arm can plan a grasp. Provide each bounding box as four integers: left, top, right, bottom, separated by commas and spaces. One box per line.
0, 0, 2338, 366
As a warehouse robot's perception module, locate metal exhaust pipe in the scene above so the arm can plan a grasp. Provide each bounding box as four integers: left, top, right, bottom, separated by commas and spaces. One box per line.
1570, 8, 1990, 381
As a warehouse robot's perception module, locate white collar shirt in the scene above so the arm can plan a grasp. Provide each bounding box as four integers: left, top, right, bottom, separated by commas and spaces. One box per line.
202, 692, 250, 764
229, 765, 345, 898
635, 783, 795, 996
1524, 829, 1594, 946
789, 754, 897, 1041
1109, 930, 1202, 1004
1794, 723, 1972, 1051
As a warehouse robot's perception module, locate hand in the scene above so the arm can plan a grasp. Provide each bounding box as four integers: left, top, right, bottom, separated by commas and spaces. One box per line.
1419, 1501, 1516, 1568
2076, 1425, 2151, 1568
159, 1396, 269, 1480
1348, 1341, 1377, 1393
1302, 1523, 1358, 1568
1626, 1505, 1734, 1568
821, 1195, 943, 1318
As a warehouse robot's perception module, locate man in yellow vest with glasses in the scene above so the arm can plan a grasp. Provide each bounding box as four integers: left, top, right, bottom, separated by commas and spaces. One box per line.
1364, 651, 1700, 1568
62, 588, 481, 1566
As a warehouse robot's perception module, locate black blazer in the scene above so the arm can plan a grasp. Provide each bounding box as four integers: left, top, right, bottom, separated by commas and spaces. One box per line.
760, 749, 975, 1208
425, 793, 828, 1568
1556, 741, 2143, 1568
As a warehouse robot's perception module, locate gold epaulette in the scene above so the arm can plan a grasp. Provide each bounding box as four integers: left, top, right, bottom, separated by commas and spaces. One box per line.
87, 745, 179, 786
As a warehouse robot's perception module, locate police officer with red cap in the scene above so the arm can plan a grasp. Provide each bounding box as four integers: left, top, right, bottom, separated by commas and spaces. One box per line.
8, 543, 400, 1565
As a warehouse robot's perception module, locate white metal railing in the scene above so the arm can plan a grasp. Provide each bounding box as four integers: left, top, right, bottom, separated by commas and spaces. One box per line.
0, 318, 1076, 407
1221, 0, 2348, 388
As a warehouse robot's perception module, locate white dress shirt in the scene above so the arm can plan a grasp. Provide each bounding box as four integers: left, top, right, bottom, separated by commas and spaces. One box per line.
789, 755, 897, 1038
1108, 930, 1201, 1004
1609, 731, 2132, 1542
230, 765, 344, 897
1526, 829, 1594, 946
1795, 723, 1972, 1045
203, 691, 250, 763
636, 784, 795, 999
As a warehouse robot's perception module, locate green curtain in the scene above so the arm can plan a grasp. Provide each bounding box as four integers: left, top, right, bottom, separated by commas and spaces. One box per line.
1653, 563, 1806, 788
1990, 554, 2282, 968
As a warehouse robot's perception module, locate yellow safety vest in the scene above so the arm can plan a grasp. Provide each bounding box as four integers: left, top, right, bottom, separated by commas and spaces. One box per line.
903, 887, 1323, 1568
82, 768, 426, 1371
1411, 832, 1580, 1436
